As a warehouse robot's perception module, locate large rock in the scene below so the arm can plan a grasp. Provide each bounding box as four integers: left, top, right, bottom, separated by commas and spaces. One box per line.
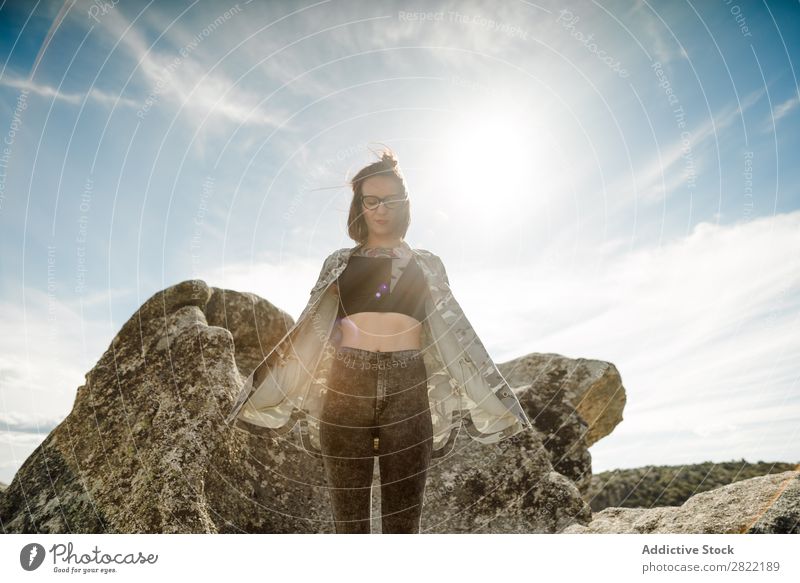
205, 287, 292, 377
497, 354, 626, 496
0, 279, 590, 533
500, 353, 626, 447
562, 471, 800, 534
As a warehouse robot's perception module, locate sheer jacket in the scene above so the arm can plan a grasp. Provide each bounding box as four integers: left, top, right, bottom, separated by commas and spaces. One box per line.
224, 240, 534, 459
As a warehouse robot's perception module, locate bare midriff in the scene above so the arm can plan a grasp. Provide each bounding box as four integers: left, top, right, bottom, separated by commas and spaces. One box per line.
339, 312, 422, 351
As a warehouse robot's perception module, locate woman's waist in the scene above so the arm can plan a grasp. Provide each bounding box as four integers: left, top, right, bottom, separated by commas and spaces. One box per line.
339, 311, 423, 331
337, 312, 422, 352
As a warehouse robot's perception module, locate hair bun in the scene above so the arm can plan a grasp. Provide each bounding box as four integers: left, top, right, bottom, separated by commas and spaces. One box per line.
381, 152, 397, 166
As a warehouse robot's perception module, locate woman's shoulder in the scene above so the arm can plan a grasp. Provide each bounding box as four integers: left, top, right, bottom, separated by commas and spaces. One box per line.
324, 247, 351, 260
411, 247, 440, 260
412, 248, 448, 283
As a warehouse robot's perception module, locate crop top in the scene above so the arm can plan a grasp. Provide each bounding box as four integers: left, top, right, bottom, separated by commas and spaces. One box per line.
336, 255, 427, 323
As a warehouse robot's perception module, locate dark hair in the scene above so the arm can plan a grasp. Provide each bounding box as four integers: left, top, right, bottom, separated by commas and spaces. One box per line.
347, 147, 410, 244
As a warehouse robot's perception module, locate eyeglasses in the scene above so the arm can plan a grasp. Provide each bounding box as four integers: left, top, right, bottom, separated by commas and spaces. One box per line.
361, 195, 408, 211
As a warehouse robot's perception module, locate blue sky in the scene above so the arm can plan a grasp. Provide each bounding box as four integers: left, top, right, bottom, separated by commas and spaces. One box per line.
0, 0, 798, 485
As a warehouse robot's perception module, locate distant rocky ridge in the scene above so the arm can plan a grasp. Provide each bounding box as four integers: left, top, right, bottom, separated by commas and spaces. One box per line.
0, 279, 796, 533
588, 460, 799, 511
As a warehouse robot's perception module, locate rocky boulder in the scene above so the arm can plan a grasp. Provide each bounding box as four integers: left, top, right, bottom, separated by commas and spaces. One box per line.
498, 354, 626, 496
562, 470, 800, 533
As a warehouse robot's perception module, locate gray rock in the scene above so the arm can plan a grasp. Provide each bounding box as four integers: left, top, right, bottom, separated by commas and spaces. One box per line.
562, 471, 800, 533
747, 471, 800, 533
500, 353, 626, 447
0, 279, 591, 533
498, 354, 626, 496
205, 287, 292, 377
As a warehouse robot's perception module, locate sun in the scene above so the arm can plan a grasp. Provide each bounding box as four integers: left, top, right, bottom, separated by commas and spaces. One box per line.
439, 103, 555, 222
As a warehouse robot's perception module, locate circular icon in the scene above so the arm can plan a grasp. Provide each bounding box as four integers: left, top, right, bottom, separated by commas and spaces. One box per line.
20, 543, 46, 571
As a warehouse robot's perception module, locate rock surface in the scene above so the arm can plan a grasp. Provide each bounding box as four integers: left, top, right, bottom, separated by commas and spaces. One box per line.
204, 287, 293, 377
0, 279, 591, 533
498, 354, 626, 496
562, 471, 800, 534
500, 353, 626, 447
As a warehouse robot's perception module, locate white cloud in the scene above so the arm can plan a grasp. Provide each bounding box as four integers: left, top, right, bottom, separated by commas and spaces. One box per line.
90, 5, 290, 129
761, 94, 800, 134
629, 0, 689, 65
0, 75, 140, 109
445, 210, 800, 470
0, 287, 111, 435
0, 411, 61, 434
772, 94, 799, 123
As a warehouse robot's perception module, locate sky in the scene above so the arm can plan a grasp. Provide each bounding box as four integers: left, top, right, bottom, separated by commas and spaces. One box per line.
0, 0, 798, 486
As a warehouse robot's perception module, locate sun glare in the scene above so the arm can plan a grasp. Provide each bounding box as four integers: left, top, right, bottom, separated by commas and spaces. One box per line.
440, 104, 555, 221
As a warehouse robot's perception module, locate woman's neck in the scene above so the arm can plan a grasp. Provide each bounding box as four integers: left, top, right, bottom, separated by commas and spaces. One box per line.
357, 238, 409, 258
364, 236, 402, 249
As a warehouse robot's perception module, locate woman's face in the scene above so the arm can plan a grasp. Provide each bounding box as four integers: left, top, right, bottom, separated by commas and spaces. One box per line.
360, 175, 405, 238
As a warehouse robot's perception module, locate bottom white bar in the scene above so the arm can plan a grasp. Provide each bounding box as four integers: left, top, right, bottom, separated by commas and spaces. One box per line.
1, 533, 797, 583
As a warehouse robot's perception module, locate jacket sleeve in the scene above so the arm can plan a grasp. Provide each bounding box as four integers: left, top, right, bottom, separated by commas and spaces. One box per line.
309, 250, 337, 296
433, 254, 450, 287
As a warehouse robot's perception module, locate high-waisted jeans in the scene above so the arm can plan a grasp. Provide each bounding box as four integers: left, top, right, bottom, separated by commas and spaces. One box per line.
320, 346, 433, 534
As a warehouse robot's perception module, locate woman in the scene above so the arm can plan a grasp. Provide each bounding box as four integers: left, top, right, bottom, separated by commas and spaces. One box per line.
225, 149, 534, 534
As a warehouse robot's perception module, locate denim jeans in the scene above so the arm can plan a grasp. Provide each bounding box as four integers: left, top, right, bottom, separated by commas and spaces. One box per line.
320, 346, 433, 534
